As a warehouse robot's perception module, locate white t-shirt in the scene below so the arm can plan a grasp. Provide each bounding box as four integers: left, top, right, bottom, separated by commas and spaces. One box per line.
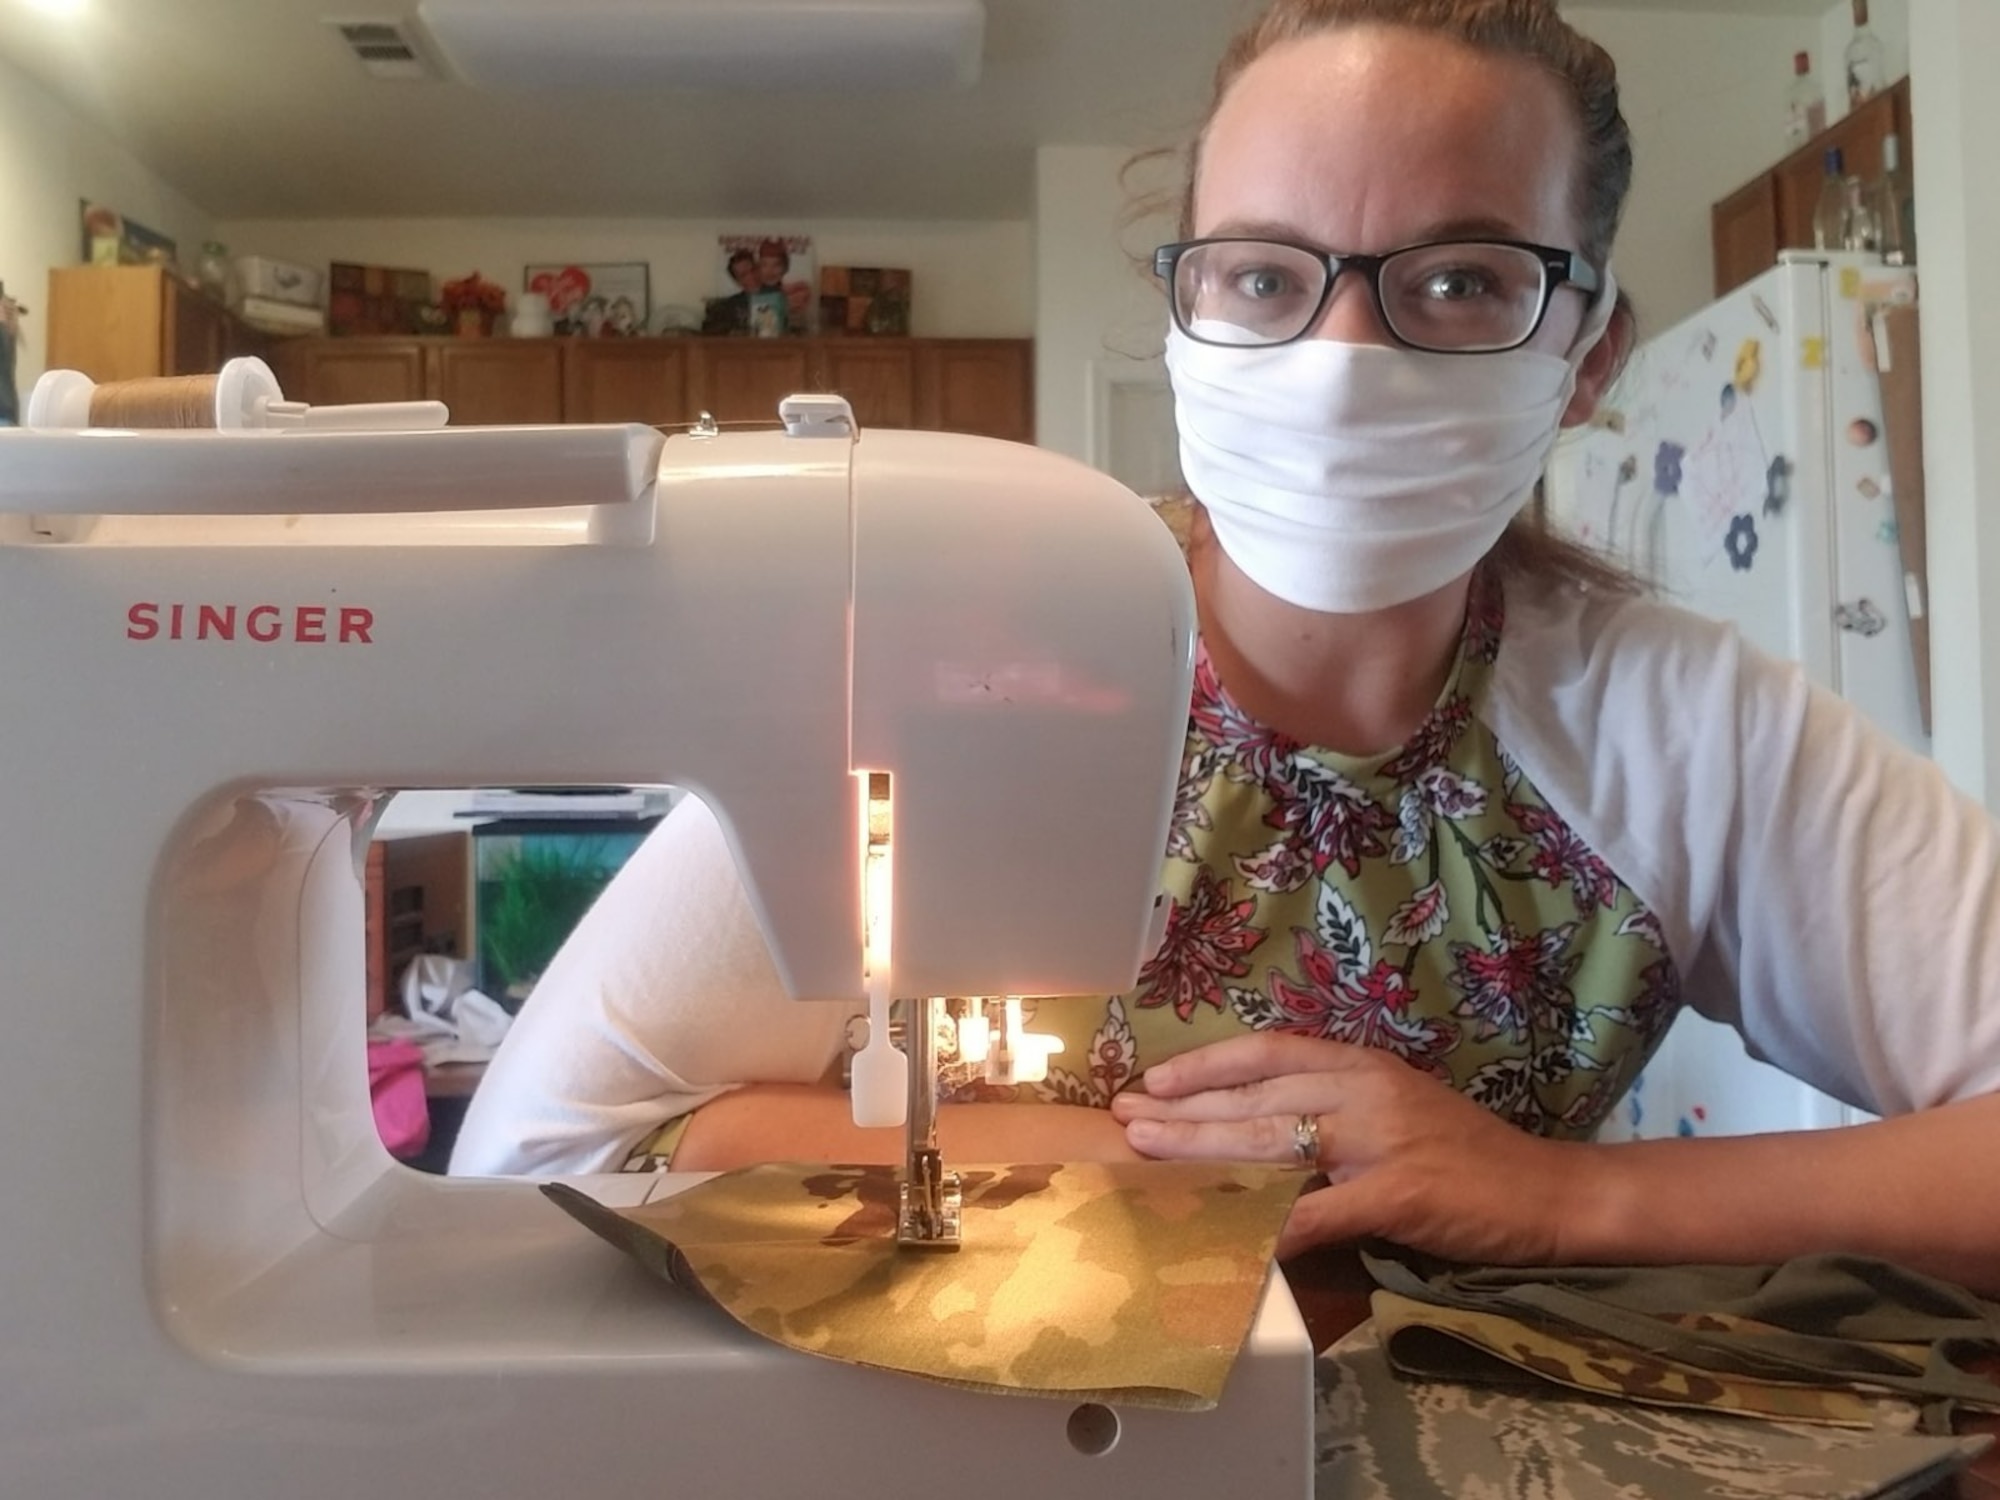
450, 583, 2000, 1177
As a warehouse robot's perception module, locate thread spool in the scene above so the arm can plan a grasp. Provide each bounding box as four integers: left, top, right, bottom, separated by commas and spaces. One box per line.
27, 358, 284, 431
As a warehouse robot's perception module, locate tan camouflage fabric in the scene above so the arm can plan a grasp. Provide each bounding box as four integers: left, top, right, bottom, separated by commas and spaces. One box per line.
1314, 1320, 1994, 1500
543, 1160, 1304, 1409
1370, 1290, 1919, 1430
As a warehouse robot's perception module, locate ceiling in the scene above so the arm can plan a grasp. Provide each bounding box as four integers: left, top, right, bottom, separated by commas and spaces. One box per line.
0, 0, 1835, 222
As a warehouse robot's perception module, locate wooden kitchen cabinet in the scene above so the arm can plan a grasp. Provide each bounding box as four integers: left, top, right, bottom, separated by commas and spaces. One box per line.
914, 340, 1033, 443
47, 263, 270, 384
263, 334, 1033, 438
815, 340, 918, 429
269, 339, 425, 406
1713, 77, 1912, 296
431, 340, 564, 425
563, 339, 689, 426
688, 340, 814, 425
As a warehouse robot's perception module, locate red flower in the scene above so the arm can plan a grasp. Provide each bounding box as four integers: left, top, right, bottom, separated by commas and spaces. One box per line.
1234, 927, 1455, 1069
1448, 922, 1581, 1044
1510, 800, 1621, 916
1134, 866, 1264, 1021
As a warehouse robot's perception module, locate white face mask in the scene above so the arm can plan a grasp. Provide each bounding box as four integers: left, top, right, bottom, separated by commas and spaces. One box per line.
1165, 271, 1617, 614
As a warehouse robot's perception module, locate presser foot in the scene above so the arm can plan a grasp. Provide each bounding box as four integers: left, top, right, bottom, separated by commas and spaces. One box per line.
896, 1149, 962, 1252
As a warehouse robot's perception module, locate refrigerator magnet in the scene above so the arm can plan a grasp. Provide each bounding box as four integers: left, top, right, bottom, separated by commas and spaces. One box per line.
1725, 514, 1760, 572
1735, 339, 1762, 390
1799, 337, 1826, 371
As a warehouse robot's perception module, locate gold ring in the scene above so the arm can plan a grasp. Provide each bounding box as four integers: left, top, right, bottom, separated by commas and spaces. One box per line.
1291, 1112, 1320, 1170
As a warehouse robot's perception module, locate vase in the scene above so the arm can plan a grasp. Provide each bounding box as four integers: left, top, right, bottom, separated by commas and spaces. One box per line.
456, 308, 493, 338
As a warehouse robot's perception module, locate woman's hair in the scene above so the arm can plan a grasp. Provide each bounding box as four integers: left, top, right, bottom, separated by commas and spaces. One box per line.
1170, 0, 1645, 596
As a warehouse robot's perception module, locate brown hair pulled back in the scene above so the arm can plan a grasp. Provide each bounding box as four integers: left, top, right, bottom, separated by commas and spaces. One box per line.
1178, 0, 1644, 595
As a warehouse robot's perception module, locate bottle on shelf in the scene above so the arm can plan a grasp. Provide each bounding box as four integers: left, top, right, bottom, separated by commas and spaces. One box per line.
1785, 50, 1828, 146
1872, 132, 1916, 265
1813, 148, 1850, 251
1840, 174, 1883, 254
1845, 0, 1887, 110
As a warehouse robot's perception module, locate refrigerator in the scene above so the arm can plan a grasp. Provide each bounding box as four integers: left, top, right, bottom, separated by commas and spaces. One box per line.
1545, 249, 1928, 1144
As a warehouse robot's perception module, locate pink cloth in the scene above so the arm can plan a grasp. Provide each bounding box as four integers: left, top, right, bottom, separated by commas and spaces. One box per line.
368, 1037, 431, 1159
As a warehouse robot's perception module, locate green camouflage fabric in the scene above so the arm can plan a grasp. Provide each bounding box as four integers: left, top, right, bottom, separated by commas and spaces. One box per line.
1361, 1248, 2000, 1433
543, 1160, 1304, 1409
1314, 1320, 1994, 1500
1370, 1290, 1918, 1429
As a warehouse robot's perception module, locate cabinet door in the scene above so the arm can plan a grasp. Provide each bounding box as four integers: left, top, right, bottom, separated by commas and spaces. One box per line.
1712, 174, 1780, 297
430, 341, 565, 426
814, 342, 916, 428
689, 341, 813, 425
1773, 84, 1905, 252
272, 341, 427, 407
563, 340, 689, 426
915, 340, 1033, 443
164, 280, 230, 376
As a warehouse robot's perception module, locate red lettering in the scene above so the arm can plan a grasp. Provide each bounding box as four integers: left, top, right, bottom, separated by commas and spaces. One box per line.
126, 601, 375, 643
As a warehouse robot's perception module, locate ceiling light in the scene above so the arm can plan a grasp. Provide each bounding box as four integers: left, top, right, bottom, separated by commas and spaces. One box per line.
23, 0, 88, 16
416, 0, 985, 92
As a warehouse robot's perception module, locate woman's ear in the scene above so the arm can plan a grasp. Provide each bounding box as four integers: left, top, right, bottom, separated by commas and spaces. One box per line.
1562, 295, 1636, 429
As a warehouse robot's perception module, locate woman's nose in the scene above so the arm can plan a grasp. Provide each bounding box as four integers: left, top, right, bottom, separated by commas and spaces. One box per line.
1309, 273, 1394, 346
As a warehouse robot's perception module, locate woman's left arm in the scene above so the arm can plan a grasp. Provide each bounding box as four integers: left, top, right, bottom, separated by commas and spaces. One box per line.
1113, 1034, 2000, 1292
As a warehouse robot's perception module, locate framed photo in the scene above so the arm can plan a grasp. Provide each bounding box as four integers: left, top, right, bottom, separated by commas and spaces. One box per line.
820, 266, 912, 337
79, 200, 177, 268
712, 233, 816, 336
523, 262, 650, 337
327, 262, 433, 337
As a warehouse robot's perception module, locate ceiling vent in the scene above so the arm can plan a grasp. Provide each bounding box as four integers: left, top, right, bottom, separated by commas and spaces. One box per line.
416, 0, 985, 92
326, 17, 440, 81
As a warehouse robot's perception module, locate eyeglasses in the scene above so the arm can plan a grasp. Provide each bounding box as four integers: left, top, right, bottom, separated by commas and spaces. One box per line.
1154, 236, 1601, 354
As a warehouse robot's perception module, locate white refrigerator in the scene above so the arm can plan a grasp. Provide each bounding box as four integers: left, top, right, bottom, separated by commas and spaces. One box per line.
1546, 249, 1927, 1143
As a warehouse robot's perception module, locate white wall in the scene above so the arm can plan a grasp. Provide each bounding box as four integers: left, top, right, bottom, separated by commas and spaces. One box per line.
1564, 6, 1820, 338
1032, 144, 1178, 467
1907, 0, 2000, 806
0, 51, 213, 394
211, 216, 1032, 340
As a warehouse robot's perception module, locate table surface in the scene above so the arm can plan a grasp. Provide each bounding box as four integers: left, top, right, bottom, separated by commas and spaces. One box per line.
1280, 1245, 2000, 1499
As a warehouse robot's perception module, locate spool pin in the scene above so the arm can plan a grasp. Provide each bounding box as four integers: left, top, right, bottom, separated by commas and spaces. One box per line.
25, 358, 448, 433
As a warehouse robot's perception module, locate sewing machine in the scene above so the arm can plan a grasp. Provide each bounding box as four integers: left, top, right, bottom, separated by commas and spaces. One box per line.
0, 368, 1313, 1497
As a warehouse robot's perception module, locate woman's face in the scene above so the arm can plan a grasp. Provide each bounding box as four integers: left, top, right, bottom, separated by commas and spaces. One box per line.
1195, 25, 1618, 418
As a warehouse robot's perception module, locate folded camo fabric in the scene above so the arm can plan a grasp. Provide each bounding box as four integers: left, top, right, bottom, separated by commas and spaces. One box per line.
1360, 1245, 2000, 1434
545, 1159, 1305, 1409
1314, 1319, 1993, 1500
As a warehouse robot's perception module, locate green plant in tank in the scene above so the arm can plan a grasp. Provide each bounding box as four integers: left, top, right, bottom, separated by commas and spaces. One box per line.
479, 836, 617, 1007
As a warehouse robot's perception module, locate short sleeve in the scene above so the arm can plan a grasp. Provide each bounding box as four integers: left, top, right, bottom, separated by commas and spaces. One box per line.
1488, 587, 2000, 1116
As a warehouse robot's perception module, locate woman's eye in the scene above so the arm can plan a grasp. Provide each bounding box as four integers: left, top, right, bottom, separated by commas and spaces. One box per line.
1229, 267, 1298, 300
1418, 267, 1496, 301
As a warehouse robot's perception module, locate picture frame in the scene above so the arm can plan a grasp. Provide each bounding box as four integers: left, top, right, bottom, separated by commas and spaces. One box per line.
819, 266, 912, 337
523, 262, 650, 337
327, 262, 434, 337
712, 233, 816, 336
79, 200, 177, 269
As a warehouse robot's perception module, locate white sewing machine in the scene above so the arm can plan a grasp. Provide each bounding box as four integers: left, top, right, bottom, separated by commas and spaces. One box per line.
0, 367, 1313, 1497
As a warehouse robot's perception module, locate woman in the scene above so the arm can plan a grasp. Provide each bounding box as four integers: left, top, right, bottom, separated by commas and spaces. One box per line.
455, 0, 2000, 1295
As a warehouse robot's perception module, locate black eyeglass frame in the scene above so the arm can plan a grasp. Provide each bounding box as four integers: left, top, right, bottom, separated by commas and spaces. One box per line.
1152, 235, 1603, 354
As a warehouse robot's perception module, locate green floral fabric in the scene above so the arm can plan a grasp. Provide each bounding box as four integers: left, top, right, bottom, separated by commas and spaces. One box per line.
955, 566, 1681, 1140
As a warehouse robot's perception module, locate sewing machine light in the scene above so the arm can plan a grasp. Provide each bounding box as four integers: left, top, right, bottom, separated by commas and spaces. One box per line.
997, 995, 1063, 1086
851, 772, 906, 1128
955, 1009, 992, 1064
